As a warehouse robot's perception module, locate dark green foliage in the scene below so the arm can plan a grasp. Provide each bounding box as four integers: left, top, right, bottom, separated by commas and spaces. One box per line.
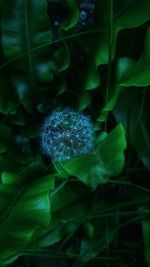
0, 0, 150, 266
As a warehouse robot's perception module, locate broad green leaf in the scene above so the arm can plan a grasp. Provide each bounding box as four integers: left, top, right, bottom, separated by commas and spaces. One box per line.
120, 27, 150, 87
98, 57, 136, 122
1, 0, 53, 113
84, 0, 150, 91
61, 154, 96, 186
113, 88, 150, 170
78, 217, 118, 263
0, 175, 54, 265
61, 124, 126, 188
1, 172, 24, 185
61, 0, 79, 31
78, 91, 91, 111
98, 124, 126, 176
36, 182, 90, 247
85, 61, 101, 91
116, 57, 137, 84
96, 0, 150, 66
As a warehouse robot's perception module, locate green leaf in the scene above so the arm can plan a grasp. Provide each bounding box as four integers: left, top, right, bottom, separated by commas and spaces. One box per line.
61, 124, 126, 188
120, 27, 150, 87
79, 217, 118, 263
113, 88, 150, 170
53, 44, 70, 72
61, 0, 79, 31
36, 182, 90, 247
0, 175, 54, 265
82, 0, 150, 92
85, 62, 101, 91
98, 123, 127, 176
116, 57, 137, 84
1, 172, 24, 185
98, 57, 136, 122
78, 91, 91, 111
61, 154, 96, 186
1, 0, 53, 113
96, 0, 150, 66
0, 72, 18, 115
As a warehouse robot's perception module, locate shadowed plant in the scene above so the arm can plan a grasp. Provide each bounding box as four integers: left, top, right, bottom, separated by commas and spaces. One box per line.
0, 0, 150, 266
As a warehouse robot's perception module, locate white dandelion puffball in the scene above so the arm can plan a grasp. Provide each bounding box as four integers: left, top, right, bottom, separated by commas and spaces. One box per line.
41, 108, 95, 162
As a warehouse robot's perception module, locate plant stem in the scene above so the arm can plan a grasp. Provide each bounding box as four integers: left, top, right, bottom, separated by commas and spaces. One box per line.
105, 0, 113, 130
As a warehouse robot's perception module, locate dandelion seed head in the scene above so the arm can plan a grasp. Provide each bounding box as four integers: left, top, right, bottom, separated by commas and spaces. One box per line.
40, 108, 95, 162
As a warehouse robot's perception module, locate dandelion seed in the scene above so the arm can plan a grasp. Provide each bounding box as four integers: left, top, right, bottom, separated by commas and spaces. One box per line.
40, 108, 95, 162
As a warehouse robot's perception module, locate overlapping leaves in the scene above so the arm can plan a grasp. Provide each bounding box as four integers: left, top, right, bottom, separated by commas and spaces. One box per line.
0, 0, 150, 266
0, 0, 53, 114
60, 124, 126, 189
0, 173, 54, 265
